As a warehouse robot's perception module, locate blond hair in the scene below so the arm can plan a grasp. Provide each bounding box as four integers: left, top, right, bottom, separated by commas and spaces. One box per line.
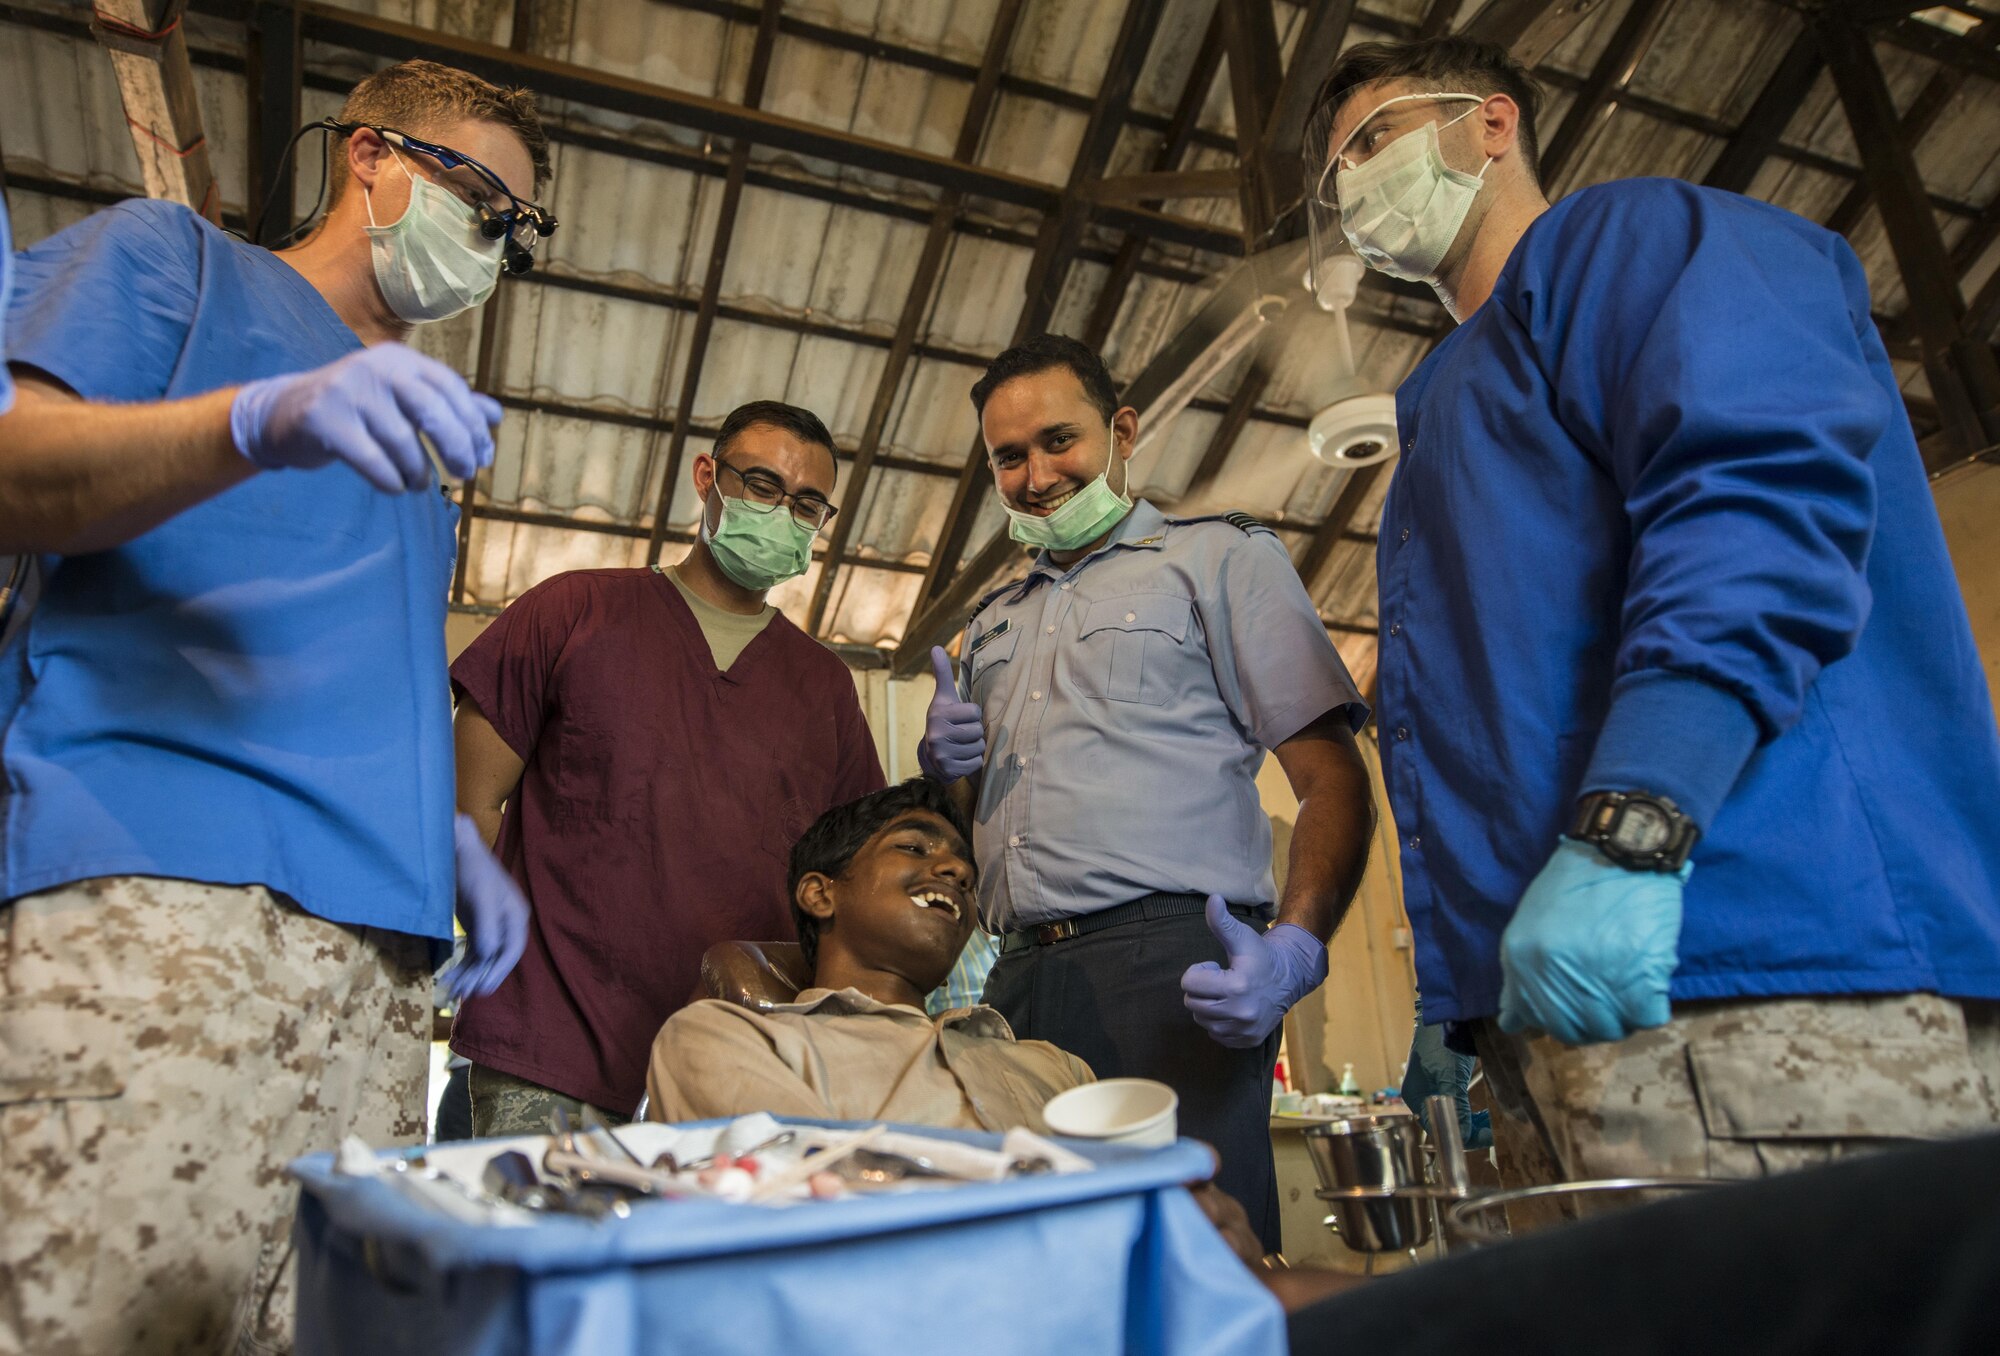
329, 58, 550, 201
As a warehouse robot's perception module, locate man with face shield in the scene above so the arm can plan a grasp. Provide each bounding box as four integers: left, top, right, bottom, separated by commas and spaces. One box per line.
448, 400, 885, 1136
918, 335, 1376, 1252
1302, 37, 2000, 1194
0, 61, 545, 1355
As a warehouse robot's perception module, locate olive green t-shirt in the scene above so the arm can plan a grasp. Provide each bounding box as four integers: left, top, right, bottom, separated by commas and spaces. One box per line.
659, 564, 777, 671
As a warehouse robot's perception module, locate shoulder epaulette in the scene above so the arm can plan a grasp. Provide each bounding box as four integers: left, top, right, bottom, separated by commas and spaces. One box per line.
970, 574, 1032, 618
1167, 510, 1276, 538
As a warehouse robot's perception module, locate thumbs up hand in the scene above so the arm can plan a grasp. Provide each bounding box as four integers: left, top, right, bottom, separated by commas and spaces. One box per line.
1181, 895, 1328, 1048
918, 645, 986, 783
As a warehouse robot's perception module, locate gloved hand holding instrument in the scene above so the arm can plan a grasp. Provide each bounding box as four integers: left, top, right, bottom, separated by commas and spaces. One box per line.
919, 645, 986, 783
442, 814, 531, 1002
230, 342, 502, 494
1497, 837, 1690, 1046
1182, 895, 1328, 1048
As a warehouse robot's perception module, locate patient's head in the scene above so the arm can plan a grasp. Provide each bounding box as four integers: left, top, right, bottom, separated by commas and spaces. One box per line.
788, 779, 977, 998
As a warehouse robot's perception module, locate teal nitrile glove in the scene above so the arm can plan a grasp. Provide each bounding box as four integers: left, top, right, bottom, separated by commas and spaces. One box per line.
230, 343, 502, 494
1496, 837, 1690, 1046
1181, 895, 1328, 1049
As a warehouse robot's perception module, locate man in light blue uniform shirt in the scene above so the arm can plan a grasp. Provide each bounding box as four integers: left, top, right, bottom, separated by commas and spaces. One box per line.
1303, 37, 2000, 1190
0, 61, 546, 1353
920, 335, 1376, 1251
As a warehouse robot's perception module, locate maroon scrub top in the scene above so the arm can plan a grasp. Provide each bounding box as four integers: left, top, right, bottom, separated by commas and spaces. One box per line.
448, 568, 886, 1113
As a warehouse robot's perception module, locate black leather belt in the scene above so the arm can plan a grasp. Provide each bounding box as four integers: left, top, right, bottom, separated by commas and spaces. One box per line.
997, 892, 1270, 955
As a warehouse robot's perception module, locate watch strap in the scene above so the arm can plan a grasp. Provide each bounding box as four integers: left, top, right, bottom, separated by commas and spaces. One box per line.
1569, 790, 1699, 873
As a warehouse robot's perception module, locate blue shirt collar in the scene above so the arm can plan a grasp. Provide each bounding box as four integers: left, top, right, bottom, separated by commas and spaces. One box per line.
1026, 498, 1169, 582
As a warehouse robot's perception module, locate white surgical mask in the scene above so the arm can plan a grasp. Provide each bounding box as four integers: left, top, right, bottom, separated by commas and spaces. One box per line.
365, 149, 505, 324
1333, 95, 1490, 283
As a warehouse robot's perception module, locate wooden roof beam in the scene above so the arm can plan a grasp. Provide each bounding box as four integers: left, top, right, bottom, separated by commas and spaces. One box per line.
803, 0, 1028, 635
1822, 12, 2000, 471
642, 1, 784, 567
93, 0, 221, 223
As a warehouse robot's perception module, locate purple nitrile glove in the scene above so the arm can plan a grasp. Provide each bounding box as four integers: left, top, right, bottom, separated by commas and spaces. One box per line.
918, 644, 986, 782
441, 814, 530, 1002
1497, 837, 1689, 1046
1181, 895, 1328, 1049
229, 343, 502, 494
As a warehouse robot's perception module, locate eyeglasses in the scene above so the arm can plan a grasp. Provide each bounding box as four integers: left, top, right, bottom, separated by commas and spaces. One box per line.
716, 459, 838, 533
1312, 94, 1486, 210
328, 120, 557, 275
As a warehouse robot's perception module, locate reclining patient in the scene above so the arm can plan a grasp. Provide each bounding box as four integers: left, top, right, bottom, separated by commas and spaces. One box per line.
644, 779, 1092, 1131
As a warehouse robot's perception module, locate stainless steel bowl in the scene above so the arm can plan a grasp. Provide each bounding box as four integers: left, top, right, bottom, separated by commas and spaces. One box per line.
1304, 1116, 1432, 1252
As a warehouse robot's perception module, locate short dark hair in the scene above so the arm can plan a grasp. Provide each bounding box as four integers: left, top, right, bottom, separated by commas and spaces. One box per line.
330, 59, 551, 201
787, 779, 973, 969
714, 400, 838, 482
970, 333, 1120, 423
1308, 37, 1544, 185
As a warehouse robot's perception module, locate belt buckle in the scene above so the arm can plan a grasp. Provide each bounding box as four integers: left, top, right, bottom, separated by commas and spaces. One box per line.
1034, 918, 1080, 945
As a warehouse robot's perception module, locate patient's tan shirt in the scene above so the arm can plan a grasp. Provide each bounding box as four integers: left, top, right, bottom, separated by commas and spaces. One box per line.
644, 987, 1093, 1133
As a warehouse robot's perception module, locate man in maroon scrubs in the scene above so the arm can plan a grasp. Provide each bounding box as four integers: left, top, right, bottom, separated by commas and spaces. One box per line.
449, 400, 886, 1131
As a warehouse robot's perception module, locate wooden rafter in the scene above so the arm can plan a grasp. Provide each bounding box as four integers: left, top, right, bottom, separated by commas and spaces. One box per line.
1298, 462, 1388, 595
93, 0, 220, 222
1821, 16, 1995, 238
802, 0, 1027, 636
1821, 12, 2000, 469
1537, 0, 1677, 189
452, 0, 549, 605
642, 0, 784, 567
1082, 8, 1227, 350
1702, 21, 1823, 195
905, 0, 1176, 635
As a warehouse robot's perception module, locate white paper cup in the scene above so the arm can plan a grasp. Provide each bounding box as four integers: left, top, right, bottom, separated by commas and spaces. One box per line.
1042, 1078, 1179, 1148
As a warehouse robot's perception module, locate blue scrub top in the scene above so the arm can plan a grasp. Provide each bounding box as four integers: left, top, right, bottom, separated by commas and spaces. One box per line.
1378, 178, 2000, 1022
1, 200, 460, 939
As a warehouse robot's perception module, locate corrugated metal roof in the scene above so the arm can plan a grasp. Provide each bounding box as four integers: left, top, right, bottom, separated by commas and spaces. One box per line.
6, 0, 1999, 695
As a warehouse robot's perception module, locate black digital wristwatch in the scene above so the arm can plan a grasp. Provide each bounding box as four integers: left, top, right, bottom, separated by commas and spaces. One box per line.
1568, 790, 1699, 873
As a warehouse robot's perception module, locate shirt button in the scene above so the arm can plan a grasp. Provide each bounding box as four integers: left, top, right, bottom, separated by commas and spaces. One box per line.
1016, 754, 1030, 769
1395, 726, 1409, 741
1124, 611, 1137, 623
1408, 835, 1421, 850
1008, 835, 1023, 848
1045, 625, 1056, 634
1388, 623, 1401, 636
1400, 528, 1411, 543
1030, 690, 1044, 701
1060, 581, 1074, 591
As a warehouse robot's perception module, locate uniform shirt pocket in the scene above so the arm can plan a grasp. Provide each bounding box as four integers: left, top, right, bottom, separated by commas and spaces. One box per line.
1073, 593, 1193, 705
967, 625, 1022, 703
0, 994, 138, 1105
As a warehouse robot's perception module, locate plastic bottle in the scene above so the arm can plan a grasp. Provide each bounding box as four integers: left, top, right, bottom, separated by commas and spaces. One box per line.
1337, 1062, 1361, 1097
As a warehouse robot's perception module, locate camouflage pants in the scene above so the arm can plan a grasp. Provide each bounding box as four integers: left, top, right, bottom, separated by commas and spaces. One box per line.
466, 1063, 628, 1138
0, 877, 432, 1356
1475, 993, 2000, 1195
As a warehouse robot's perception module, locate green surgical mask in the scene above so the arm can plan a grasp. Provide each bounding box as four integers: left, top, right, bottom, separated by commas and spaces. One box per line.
702, 491, 815, 591
1004, 445, 1133, 552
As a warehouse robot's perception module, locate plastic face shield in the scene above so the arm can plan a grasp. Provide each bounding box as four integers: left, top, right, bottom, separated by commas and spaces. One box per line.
1302, 92, 1483, 306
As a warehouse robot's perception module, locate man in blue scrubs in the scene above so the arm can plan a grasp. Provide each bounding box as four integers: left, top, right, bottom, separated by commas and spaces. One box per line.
0, 60, 546, 1354
1302, 37, 2000, 1189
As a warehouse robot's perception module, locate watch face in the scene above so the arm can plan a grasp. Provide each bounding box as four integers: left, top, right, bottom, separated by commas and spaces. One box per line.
1611, 801, 1672, 854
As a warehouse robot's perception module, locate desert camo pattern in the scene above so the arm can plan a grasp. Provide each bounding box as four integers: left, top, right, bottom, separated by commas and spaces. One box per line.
1475, 992, 2000, 1197
0, 876, 431, 1355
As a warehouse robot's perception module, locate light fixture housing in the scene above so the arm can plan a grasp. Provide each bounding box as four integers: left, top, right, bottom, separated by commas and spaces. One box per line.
1308, 392, 1400, 467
